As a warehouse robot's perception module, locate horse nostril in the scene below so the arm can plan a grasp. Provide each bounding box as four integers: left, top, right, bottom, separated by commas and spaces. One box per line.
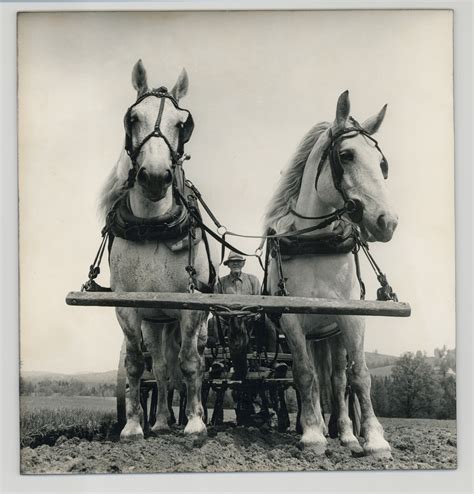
164, 169, 172, 185
137, 167, 149, 184
377, 214, 386, 230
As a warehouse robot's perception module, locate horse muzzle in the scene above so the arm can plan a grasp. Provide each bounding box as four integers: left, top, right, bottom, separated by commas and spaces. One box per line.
137, 166, 173, 201
369, 212, 398, 242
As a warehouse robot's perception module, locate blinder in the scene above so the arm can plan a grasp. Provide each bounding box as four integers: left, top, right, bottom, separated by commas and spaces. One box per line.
178, 112, 194, 156
315, 122, 389, 222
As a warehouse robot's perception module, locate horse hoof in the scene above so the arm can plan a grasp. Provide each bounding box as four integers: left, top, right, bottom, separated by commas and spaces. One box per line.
151, 420, 170, 434
120, 423, 144, 441
299, 432, 327, 455
342, 439, 363, 454
340, 432, 362, 453
363, 439, 392, 458
184, 417, 207, 436
364, 447, 392, 459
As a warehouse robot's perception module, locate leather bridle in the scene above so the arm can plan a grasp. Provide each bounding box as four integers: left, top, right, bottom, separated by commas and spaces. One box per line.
315, 121, 388, 223
123, 86, 194, 186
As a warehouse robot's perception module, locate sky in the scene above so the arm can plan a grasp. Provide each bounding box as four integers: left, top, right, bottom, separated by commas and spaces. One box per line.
18, 10, 455, 374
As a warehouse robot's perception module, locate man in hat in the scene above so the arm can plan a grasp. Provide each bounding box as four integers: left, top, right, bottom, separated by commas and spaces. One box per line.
216, 251, 260, 296
210, 252, 262, 425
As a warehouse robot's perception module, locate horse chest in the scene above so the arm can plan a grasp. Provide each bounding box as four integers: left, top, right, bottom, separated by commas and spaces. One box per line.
270, 254, 358, 299
109, 238, 189, 292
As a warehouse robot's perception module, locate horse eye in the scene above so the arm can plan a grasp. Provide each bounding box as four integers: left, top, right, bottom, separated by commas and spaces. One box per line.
339, 150, 354, 163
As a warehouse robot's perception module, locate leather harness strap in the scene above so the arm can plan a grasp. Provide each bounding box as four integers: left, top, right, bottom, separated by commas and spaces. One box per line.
315, 122, 389, 224
83, 96, 397, 305
124, 87, 194, 187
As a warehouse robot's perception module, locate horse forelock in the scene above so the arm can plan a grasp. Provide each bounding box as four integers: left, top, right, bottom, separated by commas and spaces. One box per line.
97, 145, 132, 222
263, 122, 330, 232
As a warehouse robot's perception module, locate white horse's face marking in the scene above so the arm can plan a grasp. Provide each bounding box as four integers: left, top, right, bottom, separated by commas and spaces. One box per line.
128, 60, 190, 202
314, 92, 398, 242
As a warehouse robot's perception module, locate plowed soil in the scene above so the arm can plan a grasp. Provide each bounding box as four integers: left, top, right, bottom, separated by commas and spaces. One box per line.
21, 417, 456, 474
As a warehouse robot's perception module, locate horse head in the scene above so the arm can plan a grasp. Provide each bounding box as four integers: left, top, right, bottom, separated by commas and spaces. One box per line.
307, 91, 398, 242
124, 59, 193, 202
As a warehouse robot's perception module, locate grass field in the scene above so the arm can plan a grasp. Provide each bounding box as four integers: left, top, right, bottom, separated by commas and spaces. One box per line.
20, 396, 116, 448
20, 395, 235, 448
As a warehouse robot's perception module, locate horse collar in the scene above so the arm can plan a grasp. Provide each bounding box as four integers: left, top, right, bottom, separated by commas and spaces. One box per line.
106, 193, 190, 242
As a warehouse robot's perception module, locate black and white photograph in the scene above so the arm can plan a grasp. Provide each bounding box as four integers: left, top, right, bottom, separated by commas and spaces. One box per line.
18, 10, 456, 475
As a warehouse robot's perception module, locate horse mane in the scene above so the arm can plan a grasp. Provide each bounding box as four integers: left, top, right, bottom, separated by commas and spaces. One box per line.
263, 121, 330, 233
97, 144, 132, 222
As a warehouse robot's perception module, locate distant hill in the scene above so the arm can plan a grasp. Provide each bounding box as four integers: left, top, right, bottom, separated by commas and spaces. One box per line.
364, 351, 398, 369
23, 350, 398, 385
22, 370, 117, 385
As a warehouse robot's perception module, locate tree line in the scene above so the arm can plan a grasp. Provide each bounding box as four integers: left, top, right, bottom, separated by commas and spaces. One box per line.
370, 347, 456, 420
20, 378, 116, 397
20, 346, 456, 420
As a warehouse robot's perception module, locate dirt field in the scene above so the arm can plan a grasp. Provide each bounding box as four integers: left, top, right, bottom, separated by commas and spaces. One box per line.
20, 397, 456, 474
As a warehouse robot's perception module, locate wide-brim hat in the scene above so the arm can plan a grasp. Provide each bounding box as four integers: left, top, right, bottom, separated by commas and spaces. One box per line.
223, 252, 246, 266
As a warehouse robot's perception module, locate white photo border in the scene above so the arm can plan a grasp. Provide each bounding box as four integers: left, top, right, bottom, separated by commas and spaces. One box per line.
1, 1, 472, 493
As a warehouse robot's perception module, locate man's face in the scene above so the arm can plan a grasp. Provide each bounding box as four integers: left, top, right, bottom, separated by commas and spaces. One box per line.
228, 260, 245, 275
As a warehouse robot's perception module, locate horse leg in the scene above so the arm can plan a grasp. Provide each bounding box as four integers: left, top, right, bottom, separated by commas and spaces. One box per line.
116, 307, 145, 441
179, 311, 208, 435
329, 335, 361, 451
141, 320, 171, 432
340, 320, 391, 457
163, 322, 182, 427
306, 341, 329, 436
279, 314, 327, 452
197, 316, 210, 425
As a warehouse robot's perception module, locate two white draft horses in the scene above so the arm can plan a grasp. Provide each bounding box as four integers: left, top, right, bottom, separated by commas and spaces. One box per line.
98, 60, 397, 458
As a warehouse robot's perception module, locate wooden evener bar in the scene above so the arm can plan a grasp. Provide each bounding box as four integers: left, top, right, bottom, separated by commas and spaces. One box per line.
66, 291, 411, 317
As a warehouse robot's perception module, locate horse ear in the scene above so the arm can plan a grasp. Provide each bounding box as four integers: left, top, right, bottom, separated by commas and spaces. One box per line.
132, 59, 148, 96
361, 104, 387, 135
170, 68, 189, 101
335, 90, 350, 127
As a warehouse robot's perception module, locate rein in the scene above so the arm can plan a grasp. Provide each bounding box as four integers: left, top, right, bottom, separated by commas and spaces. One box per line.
81, 100, 398, 306
175, 180, 398, 302
180, 179, 360, 263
